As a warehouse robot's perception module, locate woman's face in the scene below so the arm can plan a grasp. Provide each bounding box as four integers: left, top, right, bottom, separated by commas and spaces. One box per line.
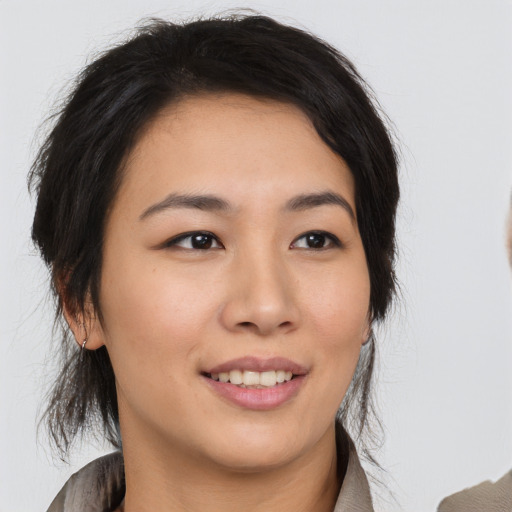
94, 93, 371, 470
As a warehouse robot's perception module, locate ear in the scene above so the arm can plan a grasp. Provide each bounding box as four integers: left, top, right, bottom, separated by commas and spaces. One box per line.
58, 276, 105, 351
62, 303, 105, 351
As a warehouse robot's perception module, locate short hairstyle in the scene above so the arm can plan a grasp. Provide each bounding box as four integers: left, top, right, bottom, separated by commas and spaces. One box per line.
29, 14, 400, 458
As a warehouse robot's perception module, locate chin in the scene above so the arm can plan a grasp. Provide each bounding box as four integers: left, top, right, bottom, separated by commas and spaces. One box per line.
212, 447, 300, 474
202, 426, 305, 473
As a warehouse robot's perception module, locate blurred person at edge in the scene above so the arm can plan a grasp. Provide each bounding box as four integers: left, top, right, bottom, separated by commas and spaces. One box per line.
437, 205, 512, 511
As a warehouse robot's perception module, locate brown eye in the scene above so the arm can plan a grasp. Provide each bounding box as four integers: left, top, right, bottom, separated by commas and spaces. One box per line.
305, 233, 327, 249
291, 231, 341, 250
190, 234, 214, 249
166, 231, 223, 250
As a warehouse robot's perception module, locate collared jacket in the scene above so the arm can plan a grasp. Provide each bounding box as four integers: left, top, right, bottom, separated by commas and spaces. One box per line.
46, 433, 374, 512
437, 471, 512, 512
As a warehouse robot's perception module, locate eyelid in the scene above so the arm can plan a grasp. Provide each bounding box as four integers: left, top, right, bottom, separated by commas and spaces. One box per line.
290, 230, 342, 250
159, 230, 340, 251
162, 231, 224, 250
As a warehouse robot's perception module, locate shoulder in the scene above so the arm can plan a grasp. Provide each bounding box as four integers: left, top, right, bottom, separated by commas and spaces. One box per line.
46, 451, 125, 512
437, 470, 512, 512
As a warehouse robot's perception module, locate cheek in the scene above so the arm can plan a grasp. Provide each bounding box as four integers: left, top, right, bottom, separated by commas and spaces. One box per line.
97, 257, 225, 428
301, 260, 370, 402
304, 262, 370, 345
98, 255, 221, 374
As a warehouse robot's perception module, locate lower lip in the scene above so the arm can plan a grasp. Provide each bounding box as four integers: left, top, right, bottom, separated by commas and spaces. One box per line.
203, 375, 306, 411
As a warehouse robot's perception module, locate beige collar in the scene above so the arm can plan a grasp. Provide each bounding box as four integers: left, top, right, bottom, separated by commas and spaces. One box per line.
333, 434, 374, 511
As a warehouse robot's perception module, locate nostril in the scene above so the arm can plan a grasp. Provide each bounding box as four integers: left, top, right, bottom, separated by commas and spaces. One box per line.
236, 320, 294, 334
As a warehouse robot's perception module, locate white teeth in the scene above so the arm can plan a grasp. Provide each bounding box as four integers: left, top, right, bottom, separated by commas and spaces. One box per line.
260, 370, 277, 387
209, 369, 294, 387
243, 371, 260, 386
229, 369, 243, 385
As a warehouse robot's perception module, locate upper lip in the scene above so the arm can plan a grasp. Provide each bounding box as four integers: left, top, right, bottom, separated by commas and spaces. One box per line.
205, 356, 308, 375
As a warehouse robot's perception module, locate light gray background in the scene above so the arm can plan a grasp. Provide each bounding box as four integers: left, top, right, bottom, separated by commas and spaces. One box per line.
1, 1, 511, 511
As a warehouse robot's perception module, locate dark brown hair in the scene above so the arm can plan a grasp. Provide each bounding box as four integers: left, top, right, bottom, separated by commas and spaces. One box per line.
29, 14, 399, 459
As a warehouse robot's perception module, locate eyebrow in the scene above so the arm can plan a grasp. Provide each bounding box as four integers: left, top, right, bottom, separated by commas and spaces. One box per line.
139, 193, 232, 220
139, 190, 355, 221
285, 191, 355, 220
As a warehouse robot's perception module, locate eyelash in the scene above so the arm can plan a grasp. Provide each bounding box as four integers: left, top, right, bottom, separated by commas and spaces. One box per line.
291, 230, 342, 250
163, 230, 341, 251
163, 231, 224, 250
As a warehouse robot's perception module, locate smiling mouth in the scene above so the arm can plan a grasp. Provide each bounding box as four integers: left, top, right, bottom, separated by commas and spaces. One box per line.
203, 370, 295, 389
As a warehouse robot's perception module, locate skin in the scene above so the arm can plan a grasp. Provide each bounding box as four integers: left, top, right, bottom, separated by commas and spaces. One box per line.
77, 93, 371, 512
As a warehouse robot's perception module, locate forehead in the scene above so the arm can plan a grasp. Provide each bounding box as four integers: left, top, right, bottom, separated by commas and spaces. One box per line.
117, 93, 355, 214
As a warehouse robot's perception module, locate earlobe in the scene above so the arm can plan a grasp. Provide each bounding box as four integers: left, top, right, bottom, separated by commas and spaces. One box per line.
58, 277, 105, 351
62, 303, 105, 351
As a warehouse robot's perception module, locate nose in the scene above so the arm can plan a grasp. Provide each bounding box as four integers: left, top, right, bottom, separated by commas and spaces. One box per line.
219, 248, 300, 337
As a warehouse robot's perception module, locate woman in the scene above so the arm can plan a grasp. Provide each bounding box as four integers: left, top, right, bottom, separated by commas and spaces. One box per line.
30, 14, 399, 512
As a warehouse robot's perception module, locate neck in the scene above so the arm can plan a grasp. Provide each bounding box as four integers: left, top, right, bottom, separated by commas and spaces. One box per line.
119, 421, 343, 512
